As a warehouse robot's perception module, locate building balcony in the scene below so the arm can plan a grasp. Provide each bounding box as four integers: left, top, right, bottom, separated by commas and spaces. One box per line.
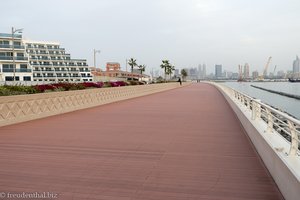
0, 44, 25, 49
2, 68, 32, 73
0, 56, 28, 61
26, 46, 65, 51
33, 75, 57, 78
0, 33, 22, 39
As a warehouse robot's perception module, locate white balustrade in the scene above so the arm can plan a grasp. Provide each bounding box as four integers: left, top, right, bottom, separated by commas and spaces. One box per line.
213, 82, 300, 157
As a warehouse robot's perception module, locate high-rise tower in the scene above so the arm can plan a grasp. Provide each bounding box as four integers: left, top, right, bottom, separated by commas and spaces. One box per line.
293, 55, 300, 77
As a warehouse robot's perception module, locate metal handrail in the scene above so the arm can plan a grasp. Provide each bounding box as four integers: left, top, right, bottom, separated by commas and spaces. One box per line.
215, 83, 300, 156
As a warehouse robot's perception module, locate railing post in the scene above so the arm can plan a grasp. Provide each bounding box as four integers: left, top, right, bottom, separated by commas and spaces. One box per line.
231, 89, 235, 99
251, 101, 257, 120
266, 109, 273, 133
247, 98, 251, 110
288, 121, 299, 156
256, 100, 262, 120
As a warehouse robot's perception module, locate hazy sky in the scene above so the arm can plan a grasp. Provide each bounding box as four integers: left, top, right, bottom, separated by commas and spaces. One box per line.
1, 0, 300, 74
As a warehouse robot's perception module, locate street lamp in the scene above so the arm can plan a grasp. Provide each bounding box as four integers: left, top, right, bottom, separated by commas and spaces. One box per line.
93, 49, 101, 68
12, 27, 23, 84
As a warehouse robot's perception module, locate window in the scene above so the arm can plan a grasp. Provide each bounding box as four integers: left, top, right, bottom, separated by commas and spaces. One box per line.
5, 76, 13, 81
13, 41, 21, 46
3, 64, 13, 69
1, 52, 13, 57
0, 40, 9, 45
23, 76, 31, 81
5, 76, 19, 81
20, 64, 27, 69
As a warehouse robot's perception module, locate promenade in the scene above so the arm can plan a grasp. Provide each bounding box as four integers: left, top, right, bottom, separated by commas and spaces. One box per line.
0, 83, 283, 199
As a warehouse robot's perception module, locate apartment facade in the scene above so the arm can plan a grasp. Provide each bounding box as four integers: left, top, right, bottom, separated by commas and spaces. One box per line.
0, 33, 92, 82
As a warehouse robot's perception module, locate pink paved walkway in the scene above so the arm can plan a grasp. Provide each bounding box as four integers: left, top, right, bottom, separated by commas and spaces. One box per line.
0, 83, 283, 199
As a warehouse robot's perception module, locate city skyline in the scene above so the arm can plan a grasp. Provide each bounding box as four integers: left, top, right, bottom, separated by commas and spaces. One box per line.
1, 0, 300, 74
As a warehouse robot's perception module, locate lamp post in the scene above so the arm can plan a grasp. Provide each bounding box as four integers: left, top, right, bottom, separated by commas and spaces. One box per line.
93, 49, 101, 68
12, 27, 23, 84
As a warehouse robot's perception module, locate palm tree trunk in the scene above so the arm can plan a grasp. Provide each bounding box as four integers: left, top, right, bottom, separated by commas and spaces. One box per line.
164, 68, 167, 82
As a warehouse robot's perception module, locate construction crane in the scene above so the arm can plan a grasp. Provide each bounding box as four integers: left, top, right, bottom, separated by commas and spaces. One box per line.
263, 56, 272, 78
258, 56, 272, 80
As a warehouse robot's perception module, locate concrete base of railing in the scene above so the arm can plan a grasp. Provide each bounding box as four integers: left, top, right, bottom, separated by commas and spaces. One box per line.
0, 83, 188, 127
213, 83, 300, 200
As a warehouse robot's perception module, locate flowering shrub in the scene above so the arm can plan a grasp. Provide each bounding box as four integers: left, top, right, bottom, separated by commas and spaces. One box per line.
82, 82, 103, 88
0, 80, 149, 96
35, 84, 56, 93
110, 81, 127, 87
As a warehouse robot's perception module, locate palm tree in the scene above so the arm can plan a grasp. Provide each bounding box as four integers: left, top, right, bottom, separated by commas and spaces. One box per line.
138, 64, 146, 81
160, 60, 170, 82
128, 58, 137, 80
166, 65, 175, 80
138, 64, 146, 75
181, 69, 188, 81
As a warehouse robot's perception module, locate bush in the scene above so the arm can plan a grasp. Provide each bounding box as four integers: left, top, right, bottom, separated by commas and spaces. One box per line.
82, 82, 103, 88
103, 82, 112, 87
0, 87, 11, 96
0, 85, 38, 96
69, 83, 86, 90
49, 82, 85, 91
110, 81, 127, 87
35, 84, 56, 93
0, 80, 142, 96
128, 80, 138, 85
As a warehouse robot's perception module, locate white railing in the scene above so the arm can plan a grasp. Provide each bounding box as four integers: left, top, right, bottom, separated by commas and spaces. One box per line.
215, 83, 300, 156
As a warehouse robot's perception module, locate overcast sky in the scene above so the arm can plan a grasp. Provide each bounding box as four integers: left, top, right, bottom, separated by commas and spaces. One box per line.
1, 0, 300, 74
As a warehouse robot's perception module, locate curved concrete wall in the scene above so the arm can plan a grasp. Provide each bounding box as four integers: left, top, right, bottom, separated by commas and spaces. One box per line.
215, 84, 300, 200
0, 83, 186, 127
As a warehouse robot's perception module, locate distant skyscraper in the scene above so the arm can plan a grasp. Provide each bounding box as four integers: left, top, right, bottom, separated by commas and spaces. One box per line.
243, 63, 250, 79
198, 64, 202, 79
215, 64, 222, 78
293, 55, 300, 77
198, 64, 206, 79
188, 67, 198, 80
202, 64, 206, 79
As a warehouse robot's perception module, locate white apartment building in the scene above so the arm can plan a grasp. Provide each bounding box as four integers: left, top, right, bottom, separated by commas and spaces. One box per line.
0, 33, 92, 83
